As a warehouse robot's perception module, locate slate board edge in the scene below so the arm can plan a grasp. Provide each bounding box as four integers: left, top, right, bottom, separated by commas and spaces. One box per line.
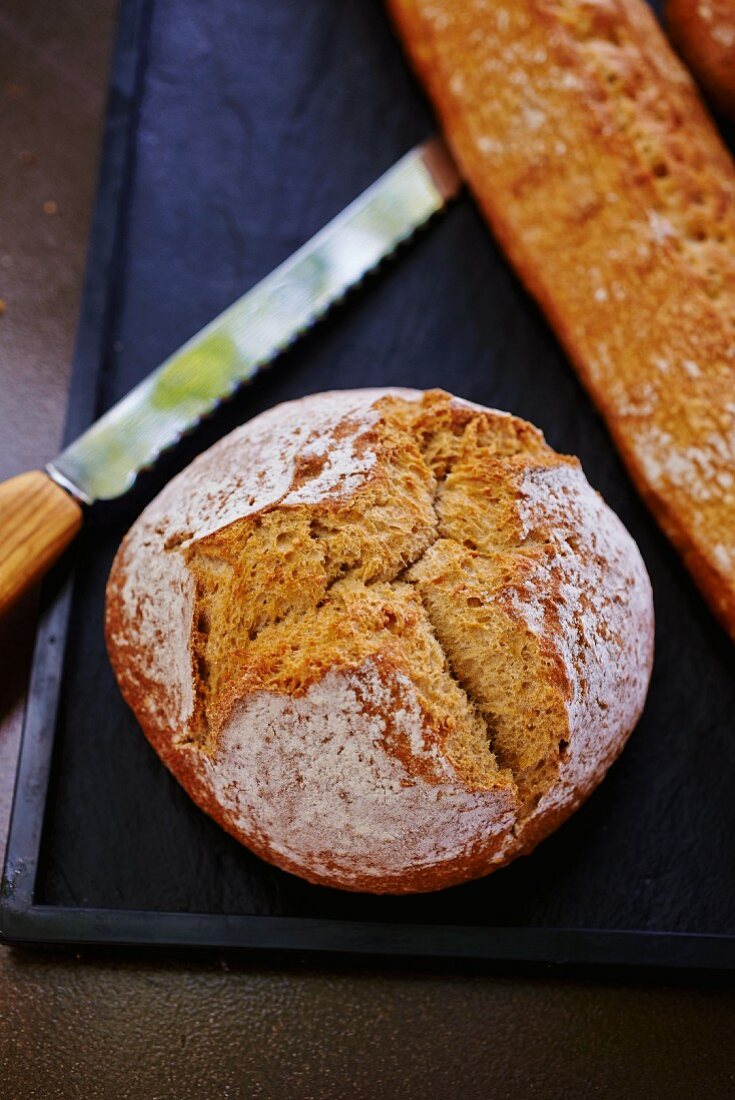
0, 0, 155, 932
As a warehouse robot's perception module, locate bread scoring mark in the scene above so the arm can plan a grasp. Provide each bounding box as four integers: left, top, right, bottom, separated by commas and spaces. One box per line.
181, 395, 528, 770
152, 389, 406, 552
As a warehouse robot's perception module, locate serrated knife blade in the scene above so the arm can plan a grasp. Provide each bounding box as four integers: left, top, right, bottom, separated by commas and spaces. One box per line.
48, 138, 461, 504
0, 138, 461, 614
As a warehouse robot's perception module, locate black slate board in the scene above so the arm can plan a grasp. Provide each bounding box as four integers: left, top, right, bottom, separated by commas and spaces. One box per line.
2, 0, 735, 968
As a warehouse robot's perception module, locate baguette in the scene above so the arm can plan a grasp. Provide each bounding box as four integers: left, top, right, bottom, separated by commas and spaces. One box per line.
388, 0, 735, 638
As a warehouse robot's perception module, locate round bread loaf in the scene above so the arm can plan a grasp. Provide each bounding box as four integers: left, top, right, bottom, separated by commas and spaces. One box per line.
106, 389, 654, 893
667, 0, 735, 119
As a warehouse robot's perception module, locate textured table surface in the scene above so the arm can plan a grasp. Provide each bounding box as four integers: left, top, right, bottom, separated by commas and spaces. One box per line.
1, 2, 735, 1097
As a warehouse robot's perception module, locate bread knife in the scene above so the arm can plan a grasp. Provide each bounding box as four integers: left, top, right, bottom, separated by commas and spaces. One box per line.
0, 138, 461, 615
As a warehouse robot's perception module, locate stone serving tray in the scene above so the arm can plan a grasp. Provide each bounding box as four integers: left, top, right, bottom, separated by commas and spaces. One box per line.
2, 0, 734, 970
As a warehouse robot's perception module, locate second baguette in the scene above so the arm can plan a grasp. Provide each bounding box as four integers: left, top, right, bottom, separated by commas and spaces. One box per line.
388, 0, 735, 639
667, 0, 735, 119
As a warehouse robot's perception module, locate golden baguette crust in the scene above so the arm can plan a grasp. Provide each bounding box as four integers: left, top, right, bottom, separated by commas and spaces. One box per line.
106, 389, 653, 893
667, 0, 735, 119
388, 0, 735, 638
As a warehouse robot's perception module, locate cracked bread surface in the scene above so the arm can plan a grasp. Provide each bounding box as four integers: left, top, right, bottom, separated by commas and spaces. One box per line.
106, 388, 653, 893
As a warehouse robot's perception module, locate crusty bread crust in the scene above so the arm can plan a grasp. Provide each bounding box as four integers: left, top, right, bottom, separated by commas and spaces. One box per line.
387, 0, 735, 640
106, 389, 653, 893
667, 0, 735, 119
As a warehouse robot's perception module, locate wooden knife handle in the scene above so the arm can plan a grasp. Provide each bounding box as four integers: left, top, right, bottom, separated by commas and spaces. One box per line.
0, 471, 83, 615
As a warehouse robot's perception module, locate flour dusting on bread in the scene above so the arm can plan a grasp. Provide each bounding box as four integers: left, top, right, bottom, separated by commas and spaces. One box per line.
106, 389, 653, 893
203, 662, 516, 888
